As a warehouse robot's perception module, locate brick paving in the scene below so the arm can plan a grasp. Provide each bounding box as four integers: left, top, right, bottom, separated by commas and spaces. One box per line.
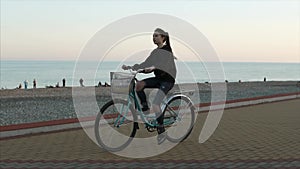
0, 99, 299, 168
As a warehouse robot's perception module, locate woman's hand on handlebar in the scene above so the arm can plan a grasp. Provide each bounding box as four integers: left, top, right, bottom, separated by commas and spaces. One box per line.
122, 65, 131, 70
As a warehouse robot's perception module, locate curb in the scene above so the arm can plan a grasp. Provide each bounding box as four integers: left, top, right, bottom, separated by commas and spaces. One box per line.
1, 92, 299, 139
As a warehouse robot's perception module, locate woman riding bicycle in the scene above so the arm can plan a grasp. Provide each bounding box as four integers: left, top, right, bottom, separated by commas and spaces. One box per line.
122, 28, 177, 144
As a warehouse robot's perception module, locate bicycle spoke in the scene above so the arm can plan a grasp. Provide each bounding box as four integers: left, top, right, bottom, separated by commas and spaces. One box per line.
163, 96, 195, 143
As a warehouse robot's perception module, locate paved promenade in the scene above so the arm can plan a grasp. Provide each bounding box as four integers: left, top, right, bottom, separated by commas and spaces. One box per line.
1, 99, 299, 168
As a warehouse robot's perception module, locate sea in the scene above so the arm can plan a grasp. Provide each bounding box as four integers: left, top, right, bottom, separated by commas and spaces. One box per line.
1, 60, 299, 89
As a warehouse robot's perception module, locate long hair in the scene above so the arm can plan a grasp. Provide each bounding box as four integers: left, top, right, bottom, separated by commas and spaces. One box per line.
154, 28, 177, 59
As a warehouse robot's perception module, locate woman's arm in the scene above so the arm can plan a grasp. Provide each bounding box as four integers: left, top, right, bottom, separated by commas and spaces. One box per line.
130, 51, 155, 70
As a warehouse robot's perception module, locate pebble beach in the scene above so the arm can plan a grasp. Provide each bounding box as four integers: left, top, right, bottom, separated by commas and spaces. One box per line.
1, 81, 299, 126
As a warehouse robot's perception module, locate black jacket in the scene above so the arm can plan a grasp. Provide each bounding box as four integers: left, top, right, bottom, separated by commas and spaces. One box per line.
132, 45, 177, 83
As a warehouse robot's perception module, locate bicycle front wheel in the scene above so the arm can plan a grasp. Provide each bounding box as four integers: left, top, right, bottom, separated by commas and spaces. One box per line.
163, 96, 195, 143
94, 99, 137, 152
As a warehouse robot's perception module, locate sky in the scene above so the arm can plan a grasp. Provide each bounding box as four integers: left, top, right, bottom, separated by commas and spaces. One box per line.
1, 0, 299, 63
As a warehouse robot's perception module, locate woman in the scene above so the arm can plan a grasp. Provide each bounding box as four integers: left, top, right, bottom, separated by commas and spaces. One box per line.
122, 28, 177, 144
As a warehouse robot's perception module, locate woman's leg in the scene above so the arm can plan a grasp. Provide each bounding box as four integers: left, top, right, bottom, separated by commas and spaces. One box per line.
136, 78, 160, 111
153, 82, 174, 132
136, 81, 148, 110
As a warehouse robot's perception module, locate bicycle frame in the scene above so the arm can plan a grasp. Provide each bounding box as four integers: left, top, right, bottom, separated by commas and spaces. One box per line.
113, 74, 180, 128
127, 79, 158, 126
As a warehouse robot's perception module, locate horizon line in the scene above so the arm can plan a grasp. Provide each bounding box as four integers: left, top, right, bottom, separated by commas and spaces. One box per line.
1, 59, 300, 64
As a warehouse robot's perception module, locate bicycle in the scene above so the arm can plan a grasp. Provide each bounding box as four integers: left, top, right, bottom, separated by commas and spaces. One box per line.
94, 69, 196, 152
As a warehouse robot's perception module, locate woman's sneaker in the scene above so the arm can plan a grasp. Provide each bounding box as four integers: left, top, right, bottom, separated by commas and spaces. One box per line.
142, 107, 150, 115
157, 126, 167, 145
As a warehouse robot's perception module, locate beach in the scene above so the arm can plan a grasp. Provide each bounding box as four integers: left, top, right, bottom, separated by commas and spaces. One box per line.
0, 81, 299, 126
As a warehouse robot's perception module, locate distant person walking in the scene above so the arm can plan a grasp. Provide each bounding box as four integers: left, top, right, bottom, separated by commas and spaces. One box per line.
62, 78, 66, 87
33, 79, 37, 88
24, 80, 28, 90
79, 78, 84, 87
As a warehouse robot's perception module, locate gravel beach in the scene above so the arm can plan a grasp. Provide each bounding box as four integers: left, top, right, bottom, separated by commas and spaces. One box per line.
0, 81, 299, 126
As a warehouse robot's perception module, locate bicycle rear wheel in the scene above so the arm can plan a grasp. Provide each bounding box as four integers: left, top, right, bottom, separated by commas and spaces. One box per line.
94, 99, 137, 152
163, 95, 195, 143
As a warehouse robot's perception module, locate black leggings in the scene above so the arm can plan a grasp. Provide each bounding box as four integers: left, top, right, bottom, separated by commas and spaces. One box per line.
137, 77, 174, 125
